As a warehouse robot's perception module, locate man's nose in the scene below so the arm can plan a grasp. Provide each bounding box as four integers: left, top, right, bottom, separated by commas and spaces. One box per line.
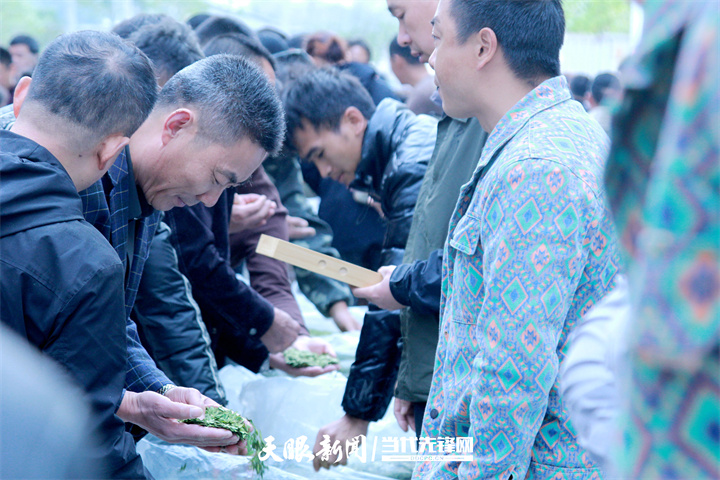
315, 161, 333, 178
197, 187, 224, 208
397, 24, 412, 47
428, 48, 437, 69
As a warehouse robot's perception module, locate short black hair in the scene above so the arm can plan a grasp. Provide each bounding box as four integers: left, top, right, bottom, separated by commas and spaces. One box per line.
348, 39, 371, 61
187, 13, 211, 30
258, 30, 289, 55
0, 47, 10, 67
194, 16, 256, 46
26, 30, 157, 140
157, 54, 285, 155
274, 49, 316, 89
282, 67, 375, 139
287, 34, 306, 50
389, 36, 420, 65
112, 13, 166, 39
126, 16, 204, 82
591, 72, 620, 104
204, 33, 275, 71
10, 34, 39, 54
448, 0, 564, 84
570, 74, 591, 99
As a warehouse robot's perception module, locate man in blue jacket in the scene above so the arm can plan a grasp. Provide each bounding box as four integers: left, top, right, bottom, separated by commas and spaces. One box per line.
78, 54, 297, 444
365, 1, 619, 478
0, 30, 158, 479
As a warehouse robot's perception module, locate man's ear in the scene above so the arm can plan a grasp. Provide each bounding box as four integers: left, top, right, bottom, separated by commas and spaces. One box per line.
96, 134, 130, 173
160, 109, 194, 146
343, 106, 367, 136
474, 27, 498, 71
12, 76, 32, 117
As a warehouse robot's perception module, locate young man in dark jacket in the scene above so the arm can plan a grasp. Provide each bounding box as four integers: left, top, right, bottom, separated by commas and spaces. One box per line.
282, 68, 436, 470
0, 31, 157, 479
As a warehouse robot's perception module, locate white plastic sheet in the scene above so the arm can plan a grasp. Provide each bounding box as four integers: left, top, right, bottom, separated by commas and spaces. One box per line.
137, 288, 415, 479
138, 364, 414, 479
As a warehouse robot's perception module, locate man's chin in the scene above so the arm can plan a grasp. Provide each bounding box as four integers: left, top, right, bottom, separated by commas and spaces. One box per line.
151, 197, 180, 212
338, 173, 355, 186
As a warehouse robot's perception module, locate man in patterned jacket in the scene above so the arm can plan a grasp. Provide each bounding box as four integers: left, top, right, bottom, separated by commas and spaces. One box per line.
562, 1, 720, 478
408, 1, 619, 478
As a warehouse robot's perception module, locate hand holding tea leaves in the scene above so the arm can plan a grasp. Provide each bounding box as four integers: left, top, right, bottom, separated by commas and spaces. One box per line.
269, 336, 340, 377
182, 406, 267, 476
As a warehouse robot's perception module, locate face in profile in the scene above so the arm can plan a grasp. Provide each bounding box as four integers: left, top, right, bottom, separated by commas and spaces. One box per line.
428, 0, 478, 119
387, 0, 438, 63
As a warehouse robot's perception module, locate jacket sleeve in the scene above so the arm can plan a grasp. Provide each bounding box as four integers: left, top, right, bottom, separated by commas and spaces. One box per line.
389, 248, 443, 317
231, 167, 307, 329
133, 220, 227, 405
55, 263, 149, 479
165, 198, 275, 342
124, 317, 171, 393
342, 306, 402, 422
380, 160, 428, 266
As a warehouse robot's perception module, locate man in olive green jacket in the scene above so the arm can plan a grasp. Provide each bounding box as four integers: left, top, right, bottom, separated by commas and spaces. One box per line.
317, 1, 488, 463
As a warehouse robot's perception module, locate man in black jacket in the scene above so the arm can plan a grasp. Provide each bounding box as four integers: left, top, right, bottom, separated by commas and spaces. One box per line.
0, 31, 157, 480
282, 68, 436, 470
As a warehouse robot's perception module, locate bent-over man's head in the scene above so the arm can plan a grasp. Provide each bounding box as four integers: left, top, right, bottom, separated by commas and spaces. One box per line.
282, 67, 374, 186
129, 54, 286, 211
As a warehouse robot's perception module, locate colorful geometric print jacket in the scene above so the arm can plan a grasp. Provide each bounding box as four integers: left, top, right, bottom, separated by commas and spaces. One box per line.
415, 76, 620, 480
605, 1, 720, 477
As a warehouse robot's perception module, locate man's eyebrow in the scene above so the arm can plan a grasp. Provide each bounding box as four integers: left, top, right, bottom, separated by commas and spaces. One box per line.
302, 146, 319, 163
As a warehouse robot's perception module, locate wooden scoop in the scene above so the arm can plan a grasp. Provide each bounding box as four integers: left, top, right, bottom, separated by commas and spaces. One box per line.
256, 234, 383, 288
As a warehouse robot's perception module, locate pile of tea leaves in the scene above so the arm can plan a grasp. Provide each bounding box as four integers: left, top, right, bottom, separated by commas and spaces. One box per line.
181, 406, 267, 476
283, 348, 339, 368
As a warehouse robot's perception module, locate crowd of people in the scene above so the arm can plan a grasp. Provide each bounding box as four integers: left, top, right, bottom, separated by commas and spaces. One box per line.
0, 0, 717, 479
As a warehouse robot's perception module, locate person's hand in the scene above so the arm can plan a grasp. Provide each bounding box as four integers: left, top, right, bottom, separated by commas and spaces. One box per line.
328, 301, 361, 331
351, 265, 406, 311
117, 387, 248, 454
228, 194, 276, 234
312, 414, 369, 471
269, 335, 340, 377
286, 216, 316, 240
164, 387, 250, 455
260, 308, 302, 353
393, 397, 415, 433
351, 189, 385, 218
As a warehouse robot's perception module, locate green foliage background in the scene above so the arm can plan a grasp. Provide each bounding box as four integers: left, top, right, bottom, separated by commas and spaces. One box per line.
2, 0, 630, 53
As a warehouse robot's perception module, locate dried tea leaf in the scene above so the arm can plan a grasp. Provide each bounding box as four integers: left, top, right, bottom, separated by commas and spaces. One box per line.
283, 348, 339, 368
181, 406, 267, 477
